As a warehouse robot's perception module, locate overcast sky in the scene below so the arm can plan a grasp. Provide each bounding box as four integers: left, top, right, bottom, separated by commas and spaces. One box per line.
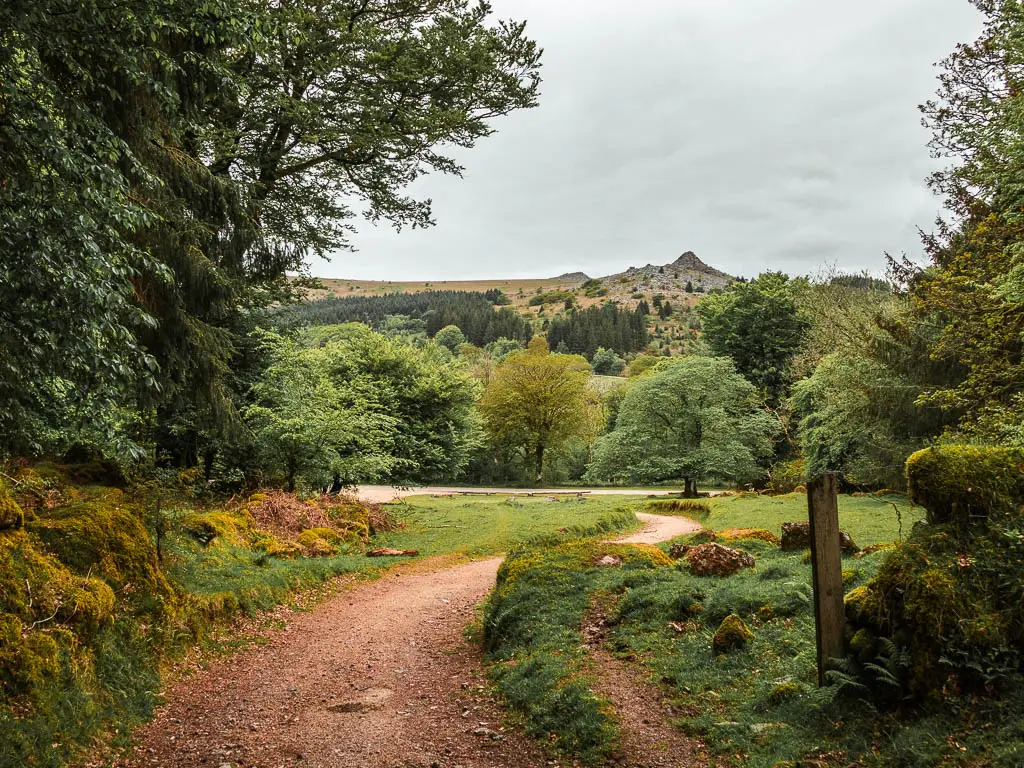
309, 0, 984, 282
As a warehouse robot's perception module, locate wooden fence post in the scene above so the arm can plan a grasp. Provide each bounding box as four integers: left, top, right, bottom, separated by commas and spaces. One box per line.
808, 472, 844, 687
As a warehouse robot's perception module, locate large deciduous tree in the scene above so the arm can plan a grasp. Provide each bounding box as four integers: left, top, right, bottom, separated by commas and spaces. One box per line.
697, 272, 809, 406
479, 338, 600, 482
246, 324, 482, 490
586, 357, 778, 495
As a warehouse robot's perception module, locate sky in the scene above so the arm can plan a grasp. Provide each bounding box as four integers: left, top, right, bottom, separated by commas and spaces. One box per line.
308, 0, 985, 282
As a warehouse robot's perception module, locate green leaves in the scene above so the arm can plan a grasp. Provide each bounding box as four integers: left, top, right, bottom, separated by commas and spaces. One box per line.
697, 272, 809, 407
586, 356, 779, 488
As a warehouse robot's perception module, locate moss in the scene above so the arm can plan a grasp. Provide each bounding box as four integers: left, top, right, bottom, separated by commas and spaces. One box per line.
327, 498, 372, 538
0, 478, 24, 530
297, 528, 340, 557
712, 614, 755, 655
27, 500, 175, 619
718, 528, 781, 546
767, 681, 803, 706
906, 445, 1024, 525
0, 530, 116, 631
180, 511, 252, 548
848, 628, 878, 662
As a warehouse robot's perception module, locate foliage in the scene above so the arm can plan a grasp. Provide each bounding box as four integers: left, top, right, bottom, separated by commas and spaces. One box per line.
902, 0, 1024, 444
434, 324, 467, 353
590, 346, 626, 376
483, 493, 1023, 767
283, 291, 532, 346
792, 353, 935, 489
586, 357, 779, 493
697, 272, 810, 405
545, 302, 649, 358
844, 513, 1024, 704
246, 326, 482, 490
0, 0, 540, 465
905, 445, 1024, 525
479, 339, 601, 482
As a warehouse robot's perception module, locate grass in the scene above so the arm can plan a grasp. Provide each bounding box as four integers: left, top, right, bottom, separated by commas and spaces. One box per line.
374, 493, 647, 558
482, 493, 1024, 767
1, 486, 646, 768
701, 491, 922, 547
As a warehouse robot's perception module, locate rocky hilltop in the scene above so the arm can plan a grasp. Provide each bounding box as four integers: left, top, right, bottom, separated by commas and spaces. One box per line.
599, 251, 733, 294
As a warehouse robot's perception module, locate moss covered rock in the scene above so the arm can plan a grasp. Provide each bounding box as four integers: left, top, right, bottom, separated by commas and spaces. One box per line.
843, 520, 1024, 699
297, 528, 342, 557
27, 499, 174, 616
712, 614, 755, 655
0, 479, 24, 530
906, 445, 1024, 525
684, 542, 755, 577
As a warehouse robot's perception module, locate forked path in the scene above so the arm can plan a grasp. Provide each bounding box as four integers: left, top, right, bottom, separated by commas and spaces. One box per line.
118, 513, 702, 768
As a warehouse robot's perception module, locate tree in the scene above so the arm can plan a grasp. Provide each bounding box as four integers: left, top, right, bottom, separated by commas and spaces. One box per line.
0, 0, 541, 465
697, 272, 809, 406
479, 339, 600, 482
591, 347, 626, 376
900, 0, 1024, 443
586, 357, 778, 495
792, 353, 930, 489
434, 325, 467, 353
246, 325, 482, 490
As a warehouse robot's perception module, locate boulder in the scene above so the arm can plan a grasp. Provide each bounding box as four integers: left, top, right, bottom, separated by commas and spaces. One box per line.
684, 542, 755, 577
712, 614, 755, 654
780, 521, 859, 553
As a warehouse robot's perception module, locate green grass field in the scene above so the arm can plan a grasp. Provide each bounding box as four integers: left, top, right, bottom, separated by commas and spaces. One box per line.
481, 492, 1023, 767
701, 491, 921, 546
376, 493, 647, 557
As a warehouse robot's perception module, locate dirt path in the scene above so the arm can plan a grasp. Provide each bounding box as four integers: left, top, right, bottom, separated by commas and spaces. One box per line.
119, 557, 548, 768
613, 512, 702, 544
118, 513, 704, 768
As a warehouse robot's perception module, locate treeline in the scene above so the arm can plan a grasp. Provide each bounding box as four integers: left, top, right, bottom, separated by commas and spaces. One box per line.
286, 291, 532, 346
0, 0, 540, 466
545, 303, 649, 358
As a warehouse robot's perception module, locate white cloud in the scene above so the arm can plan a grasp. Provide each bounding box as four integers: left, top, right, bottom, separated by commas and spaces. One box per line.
309, 0, 983, 281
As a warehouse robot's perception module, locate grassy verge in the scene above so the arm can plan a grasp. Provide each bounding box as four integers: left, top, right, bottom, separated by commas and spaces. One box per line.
1, 481, 644, 768
483, 493, 1024, 766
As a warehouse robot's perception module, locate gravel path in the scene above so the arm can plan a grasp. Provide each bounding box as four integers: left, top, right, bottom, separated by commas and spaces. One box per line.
117, 513, 703, 768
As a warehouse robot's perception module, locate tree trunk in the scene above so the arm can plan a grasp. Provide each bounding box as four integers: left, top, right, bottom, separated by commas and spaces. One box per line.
535, 443, 545, 485
684, 478, 698, 498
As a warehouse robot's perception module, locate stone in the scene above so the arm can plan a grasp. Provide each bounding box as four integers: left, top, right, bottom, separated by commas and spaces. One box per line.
712, 614, 755, 655
597, 554, 622, 567
684, 542, 755, 577
667, 543, 691, 560
781, 521, 859, 553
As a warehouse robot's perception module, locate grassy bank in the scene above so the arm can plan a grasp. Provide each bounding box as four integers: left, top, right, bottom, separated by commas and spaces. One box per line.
483, 492, 1024, 766
0, 474, 644, 768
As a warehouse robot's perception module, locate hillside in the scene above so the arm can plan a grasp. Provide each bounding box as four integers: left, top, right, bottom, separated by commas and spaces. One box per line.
302, 251, 734, 312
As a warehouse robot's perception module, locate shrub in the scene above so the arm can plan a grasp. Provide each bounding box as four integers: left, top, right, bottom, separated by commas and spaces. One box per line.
844, 519, 1024, 700
906, 445, 1024, 525
767, 458, 806, 495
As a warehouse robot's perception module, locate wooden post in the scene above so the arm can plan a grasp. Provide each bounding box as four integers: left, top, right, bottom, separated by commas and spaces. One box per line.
808, 472, 845, 687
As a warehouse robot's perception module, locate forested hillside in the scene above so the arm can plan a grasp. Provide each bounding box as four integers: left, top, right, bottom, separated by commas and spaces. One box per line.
284, 290, 532, 346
